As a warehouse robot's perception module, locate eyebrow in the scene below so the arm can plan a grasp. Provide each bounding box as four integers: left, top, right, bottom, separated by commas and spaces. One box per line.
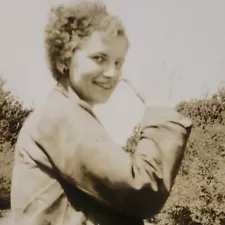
89, 52, 125, 62
90, 52, 108, 57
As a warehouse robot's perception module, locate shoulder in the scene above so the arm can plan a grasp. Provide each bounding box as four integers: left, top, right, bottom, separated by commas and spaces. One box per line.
20, 88, 80, 139
17, 86, 102, 148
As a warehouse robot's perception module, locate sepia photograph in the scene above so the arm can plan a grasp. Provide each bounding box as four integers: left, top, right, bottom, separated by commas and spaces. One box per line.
0, 0, 224, 224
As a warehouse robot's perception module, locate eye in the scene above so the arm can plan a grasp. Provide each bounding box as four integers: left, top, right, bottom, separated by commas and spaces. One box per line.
92, 56, 105, 64
115, 60, 123, 69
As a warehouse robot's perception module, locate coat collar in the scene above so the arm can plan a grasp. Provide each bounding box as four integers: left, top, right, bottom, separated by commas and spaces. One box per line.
54, 82, 94, 116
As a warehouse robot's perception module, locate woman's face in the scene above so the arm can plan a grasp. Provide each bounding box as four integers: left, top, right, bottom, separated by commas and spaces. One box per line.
68, 31, 128, 105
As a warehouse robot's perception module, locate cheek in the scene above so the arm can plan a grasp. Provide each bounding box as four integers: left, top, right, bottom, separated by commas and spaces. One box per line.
117, 71, 122, 79
76, 60, 103, 81
112, 71, 122, 84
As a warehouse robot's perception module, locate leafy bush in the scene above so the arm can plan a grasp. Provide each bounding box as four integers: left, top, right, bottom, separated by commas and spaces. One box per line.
176, 88, 225, 128
0, 76, 32, 209
0, 77, 32, 146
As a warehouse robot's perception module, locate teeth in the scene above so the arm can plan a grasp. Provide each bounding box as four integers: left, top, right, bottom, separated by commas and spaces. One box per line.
94, 82, 113, 89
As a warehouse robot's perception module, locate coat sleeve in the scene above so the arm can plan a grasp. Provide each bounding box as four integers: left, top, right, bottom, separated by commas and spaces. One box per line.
30, 102, 192, 219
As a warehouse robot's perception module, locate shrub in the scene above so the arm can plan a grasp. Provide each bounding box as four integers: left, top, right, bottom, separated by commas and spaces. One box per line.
0, 76, 33, 209
0, 77, 32, 146
176, 87, 225, 127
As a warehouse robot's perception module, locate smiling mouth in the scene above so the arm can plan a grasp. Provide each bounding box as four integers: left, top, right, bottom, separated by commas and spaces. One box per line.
93, 82, 114, 90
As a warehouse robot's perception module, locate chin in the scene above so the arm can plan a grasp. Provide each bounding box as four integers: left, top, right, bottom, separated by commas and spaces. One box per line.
94, 96, 110, 105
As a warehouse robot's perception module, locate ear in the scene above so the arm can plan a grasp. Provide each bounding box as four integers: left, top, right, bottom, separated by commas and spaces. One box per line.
56, 60, 69, 75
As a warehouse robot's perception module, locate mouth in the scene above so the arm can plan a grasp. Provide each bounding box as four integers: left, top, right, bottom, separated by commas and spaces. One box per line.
93, 81, 114, 90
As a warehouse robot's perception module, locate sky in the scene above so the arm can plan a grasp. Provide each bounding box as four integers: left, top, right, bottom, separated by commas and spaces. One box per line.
0, 0, 225, 145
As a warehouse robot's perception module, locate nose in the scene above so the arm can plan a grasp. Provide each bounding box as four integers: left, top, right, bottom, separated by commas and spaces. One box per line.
103, 64, 117, 78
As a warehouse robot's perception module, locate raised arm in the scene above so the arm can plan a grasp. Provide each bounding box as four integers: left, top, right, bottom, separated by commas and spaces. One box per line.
30, 102, 192, 219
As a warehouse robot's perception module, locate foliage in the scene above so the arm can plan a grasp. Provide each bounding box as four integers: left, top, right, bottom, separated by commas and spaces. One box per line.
0, 76, 32, 146
176, 88, 225, 128
0, 76, 32, 209
123, 123, 142, 153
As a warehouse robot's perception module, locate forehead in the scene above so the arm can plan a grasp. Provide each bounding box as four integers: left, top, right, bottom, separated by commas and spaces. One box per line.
81, 32, 129, 59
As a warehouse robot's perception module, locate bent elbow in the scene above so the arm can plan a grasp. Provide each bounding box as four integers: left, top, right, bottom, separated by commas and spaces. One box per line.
123, 179, 169, 219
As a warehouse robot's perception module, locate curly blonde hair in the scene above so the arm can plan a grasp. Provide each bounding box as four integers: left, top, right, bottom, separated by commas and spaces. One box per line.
44, 0, 129, 82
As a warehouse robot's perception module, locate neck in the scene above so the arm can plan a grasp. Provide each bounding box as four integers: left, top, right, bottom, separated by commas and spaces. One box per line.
55, 81, 94, 110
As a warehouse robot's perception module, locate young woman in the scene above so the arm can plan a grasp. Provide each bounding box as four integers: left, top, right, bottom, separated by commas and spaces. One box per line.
11, 1, 192, 224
